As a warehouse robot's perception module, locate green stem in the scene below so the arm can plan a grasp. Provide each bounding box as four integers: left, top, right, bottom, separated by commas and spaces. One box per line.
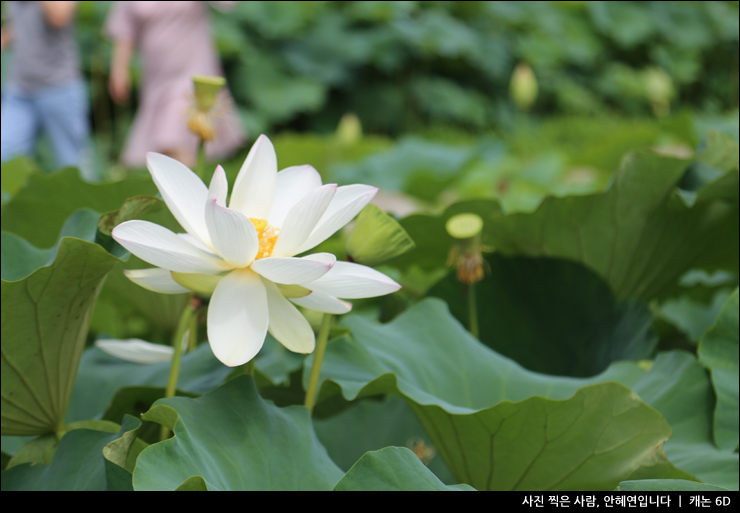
468, 284, 479, 339
241, 358, 255, 376
304, 313, 333, 415
160, 299, 197, 441
196, 138, 206, 181
187, 308, 198, 352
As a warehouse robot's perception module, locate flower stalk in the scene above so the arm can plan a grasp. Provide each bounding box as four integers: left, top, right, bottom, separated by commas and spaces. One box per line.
304, 313, 333, 415
446, 213, 489, 339
161, 296, 199, 440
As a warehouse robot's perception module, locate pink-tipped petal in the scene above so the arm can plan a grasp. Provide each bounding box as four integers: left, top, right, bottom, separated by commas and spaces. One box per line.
208, 165, 229, 207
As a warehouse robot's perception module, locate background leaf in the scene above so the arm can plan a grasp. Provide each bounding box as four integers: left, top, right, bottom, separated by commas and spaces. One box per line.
133, 376, 343, 491
333, 447, 472, 491
428, 254, 656, 376
697, 288, 739, 450
482, 152, 738, 301
0, 416, 141, 491
1, 168, 156, 248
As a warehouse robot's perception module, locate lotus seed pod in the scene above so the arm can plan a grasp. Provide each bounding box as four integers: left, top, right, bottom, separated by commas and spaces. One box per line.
192, 75, 226, 111
446, 213, 483, 240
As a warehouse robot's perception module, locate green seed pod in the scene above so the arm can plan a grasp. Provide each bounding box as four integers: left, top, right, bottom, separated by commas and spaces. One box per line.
446, 213, 483, 241
192, 75, 226, 112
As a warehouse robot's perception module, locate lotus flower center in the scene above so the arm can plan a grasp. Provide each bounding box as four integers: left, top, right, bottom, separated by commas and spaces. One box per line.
249, 218, 280, 260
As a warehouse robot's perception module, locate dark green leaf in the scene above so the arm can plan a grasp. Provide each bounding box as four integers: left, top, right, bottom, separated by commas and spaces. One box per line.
334, 447, 473, 491
698, 288, 739, 450
133, 376, 343, 491
428, 254, 657, 376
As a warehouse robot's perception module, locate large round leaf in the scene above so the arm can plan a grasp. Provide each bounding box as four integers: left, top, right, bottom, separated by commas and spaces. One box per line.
2, 235, 120, 436
307, 299, 675, 490
133, 376, 343, 491
428, 254, 656, 376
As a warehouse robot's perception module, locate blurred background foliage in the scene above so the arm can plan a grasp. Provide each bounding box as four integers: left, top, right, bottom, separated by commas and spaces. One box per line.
1, 1, 737, 176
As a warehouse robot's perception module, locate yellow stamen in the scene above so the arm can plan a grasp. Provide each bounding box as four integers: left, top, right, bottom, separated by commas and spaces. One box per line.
249, 218, 280, 260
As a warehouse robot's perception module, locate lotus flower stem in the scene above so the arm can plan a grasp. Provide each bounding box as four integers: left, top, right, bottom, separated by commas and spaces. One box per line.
160, 297, 198, 440
468, 283, 479, 339
241, 358, 255, 376
304, 313, 333, 414
188, 307, 199, 353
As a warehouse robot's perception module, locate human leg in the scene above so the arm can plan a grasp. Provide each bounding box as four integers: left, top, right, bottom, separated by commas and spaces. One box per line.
33, 80, 90, 170
1, 86, 39, 163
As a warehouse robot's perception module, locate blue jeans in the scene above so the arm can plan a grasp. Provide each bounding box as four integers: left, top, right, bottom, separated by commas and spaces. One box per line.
1, 79, 89, 173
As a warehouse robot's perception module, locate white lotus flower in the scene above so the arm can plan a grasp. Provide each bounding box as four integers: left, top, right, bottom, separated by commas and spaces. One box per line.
112, 135, 400, 367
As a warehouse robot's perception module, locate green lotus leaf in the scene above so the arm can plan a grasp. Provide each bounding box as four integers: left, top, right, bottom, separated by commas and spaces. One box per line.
484, 151, 738, 301
307, 299, 678, 490
1, 167, 156, 248
2, 231, 121, 436
428, 254, 656, 376
5, 419, 119, 469
133, 376, 343, 491
97, 195, 165, 236
0, 416, 142, 491
628, 352, 738, 490
314, 395, 455, 483
697, 288, 739, 450
334, 447, 474, 491
395, 152, 738, 303
0, 157, 38, 201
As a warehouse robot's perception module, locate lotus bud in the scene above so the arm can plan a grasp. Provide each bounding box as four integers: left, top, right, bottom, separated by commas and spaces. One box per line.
510, 63, 538, 111
336, 112, 362, 146
644, 67, 673, 118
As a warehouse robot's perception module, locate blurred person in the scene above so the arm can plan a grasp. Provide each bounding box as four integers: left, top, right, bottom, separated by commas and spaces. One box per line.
106, 1, 244, 168
1, 1, 90, 173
